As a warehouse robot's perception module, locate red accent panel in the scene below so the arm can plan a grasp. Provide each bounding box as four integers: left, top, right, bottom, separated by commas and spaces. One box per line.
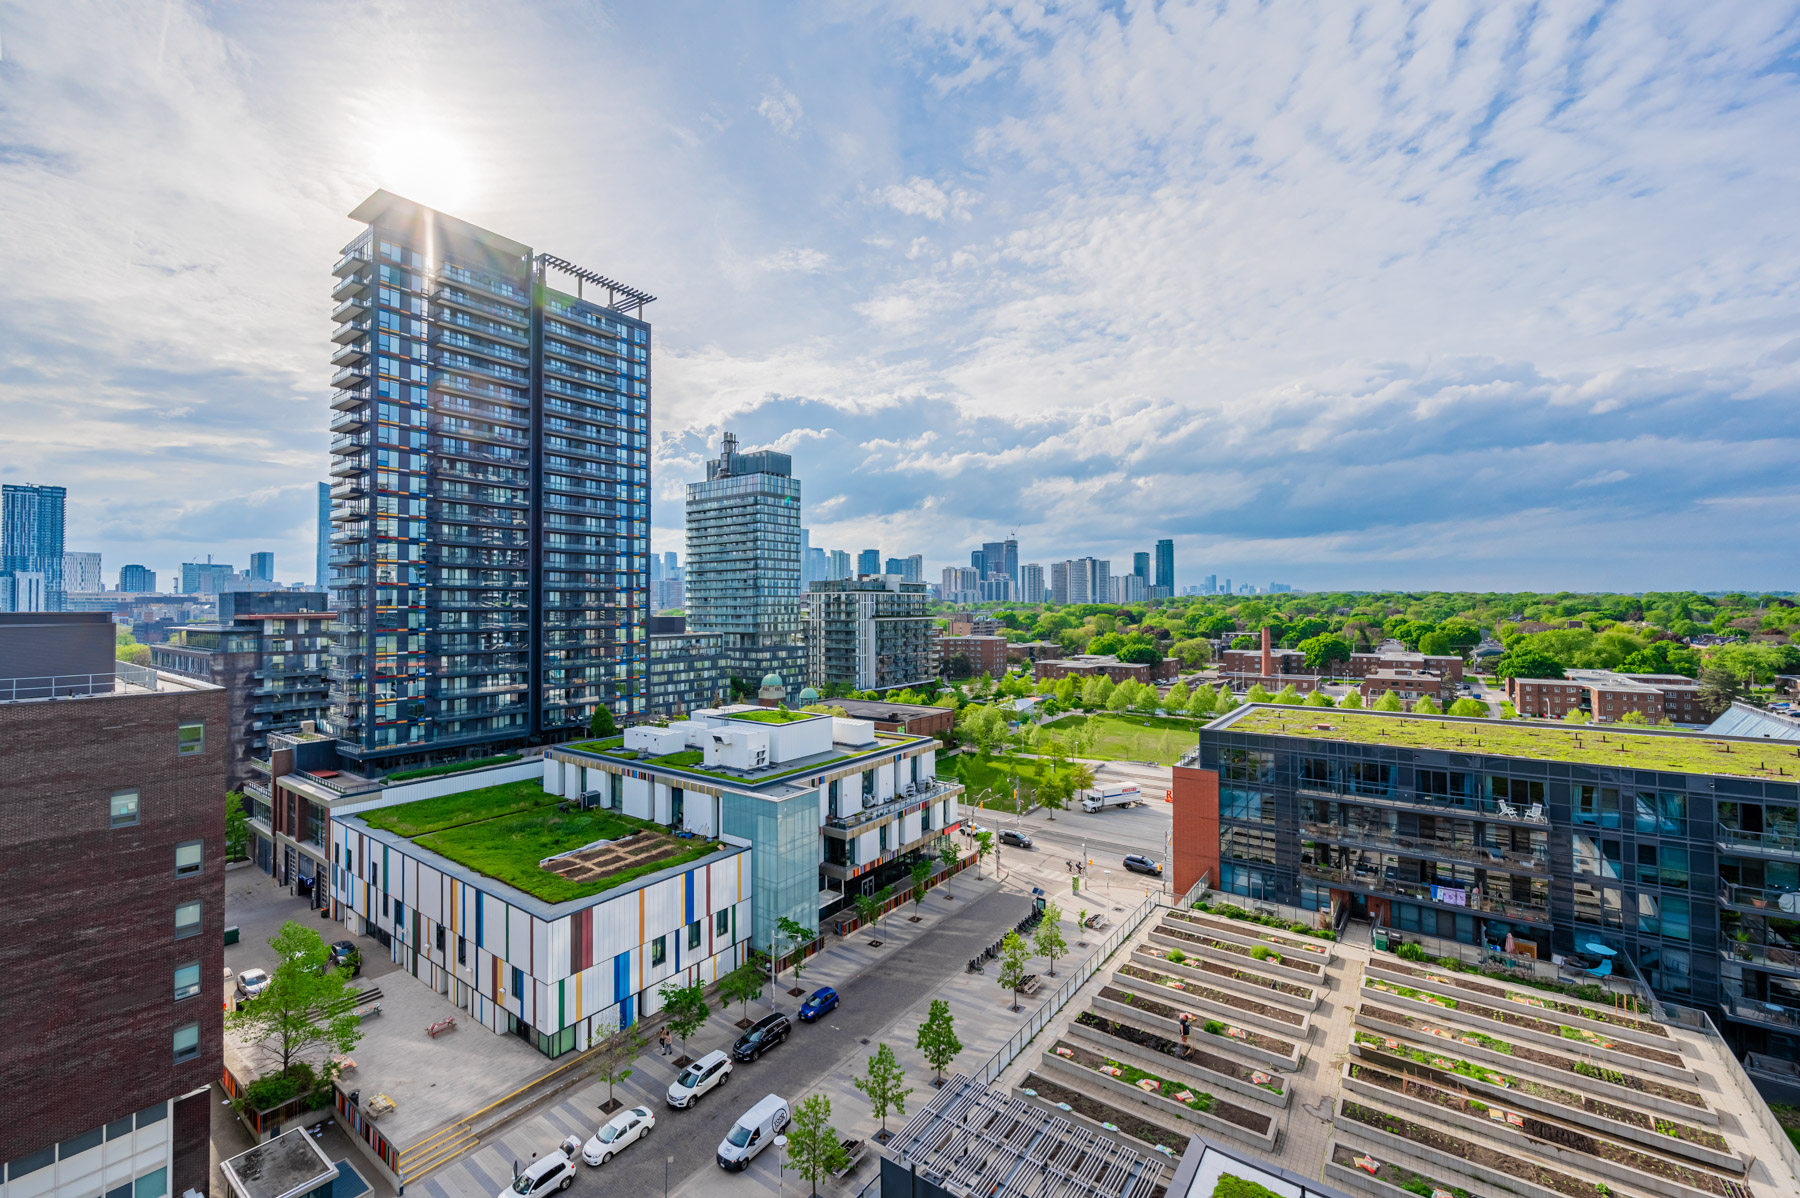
1172, 764, 1220, 897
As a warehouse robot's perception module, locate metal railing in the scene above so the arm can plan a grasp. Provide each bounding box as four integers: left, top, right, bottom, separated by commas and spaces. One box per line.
1300, 821, 1549, 871
0, 661, 158, 701
1717, 826, 1800, 854
1656, 997, 1800, 1194
973, 890, 1163, 1085
1721, 882, 1800, 911
1722, 939, 1800, 973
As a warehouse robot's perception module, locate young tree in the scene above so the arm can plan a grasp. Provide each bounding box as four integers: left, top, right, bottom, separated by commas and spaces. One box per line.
1696, 664, 1744, 718
1618, 709, 1651, 725
225, 790, 250, 861
227, 922, 364, 1080
1371, 691, 1404, 712
1163, 681, 1191, 712
1244, 683, 1273, 704
657, 979, 711, 1060
717, 958, 767, 1025
853, 1043, 913, 1141
1304, 690, 1335, 708
1562, 707, 1590, 724
588, 705, 617, 739
1412, 694, 1442, 715
937, 839, 961, 898
1273, 683, 1303, 705
1106, 682, 1134, 713
854, 885, 896, 935
1130, 683, 1160, 717
973, 830, 995, 878
1338, 689, 1364, 710
1186, 687, 1216, 718
775, 915, 815, 985
593, 1016, 649, 1113
910, 858, 933, 909
1034, 902, 1068, 977
1079, 675, 1106, 709
1035, 769, 1072, 813
785, 1092, 850, 1198
1447, 697, 1487, 717
1212, 686, 1238, 714
916, 998, 964, 1085
997, 930, 1031, 1011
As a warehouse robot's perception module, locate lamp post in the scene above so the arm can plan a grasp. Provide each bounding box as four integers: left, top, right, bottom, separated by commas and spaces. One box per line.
665, 1155, 673, 1198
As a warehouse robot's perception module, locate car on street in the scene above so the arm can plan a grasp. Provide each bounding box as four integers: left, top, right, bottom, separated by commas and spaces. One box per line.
999, 829, 1033, 848
582, 1106, 655, 1165
329, 940, 362, 976
235, 968, 271, 1001
1122, 854, 1162, 876
731, 1011, 792, 1061
716, 1093, 790, 1171
797, 986, 838, 1022
667, 1050, 732, 1108
502, 1149, 576, 1196
965, 824, 991, 838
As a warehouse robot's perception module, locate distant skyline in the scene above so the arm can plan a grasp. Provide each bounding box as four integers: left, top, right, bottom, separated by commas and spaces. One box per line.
4, 3, 1799, 590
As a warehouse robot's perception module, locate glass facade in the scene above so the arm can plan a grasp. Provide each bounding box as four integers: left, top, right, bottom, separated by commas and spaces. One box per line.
722, 788, 821, 950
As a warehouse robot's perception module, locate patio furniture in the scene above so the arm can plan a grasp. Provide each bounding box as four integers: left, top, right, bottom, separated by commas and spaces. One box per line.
427, 1016, 458, 1037
364, 1094, 395, 1119
1585, 958, 1613, 980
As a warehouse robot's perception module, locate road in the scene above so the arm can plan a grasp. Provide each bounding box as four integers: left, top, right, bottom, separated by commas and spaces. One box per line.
542, 886, 1033, 1198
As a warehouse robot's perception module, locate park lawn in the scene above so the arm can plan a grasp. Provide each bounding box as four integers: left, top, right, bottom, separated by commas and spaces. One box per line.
1043, 712, 1204, 765
940, 752, 1062, 812
359, 779, 559, 837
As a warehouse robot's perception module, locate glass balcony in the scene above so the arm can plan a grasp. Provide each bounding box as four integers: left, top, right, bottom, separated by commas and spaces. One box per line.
330, 477, 367, 501
430, 371, 527, 406
329, 432, 370, 455
332, 246, 369, 278
432, 328, 530, 366
330, 340, 368, 368
332, 318, 373, 345
330, 364, 368, 390
1720, 882, 1800, 913
1722, 939, 1800, 976
331, 385, 372, 412
328, 453, 367, 478
1717, 826, 1800, 858
1298, 859, 1552, 923
1300, 822, 1549, 873
331, 272, 371, 303
434, 287, 529, 329
431, 349, 528, 388
438, 308, 530, 346
330, 294, 370, 322
330, 409, 368, 435
437, 261, 528, 305
1726, 997, 1800, 1031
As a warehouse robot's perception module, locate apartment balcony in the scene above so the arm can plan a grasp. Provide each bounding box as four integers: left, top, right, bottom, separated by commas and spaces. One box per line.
435, 396, 530, 428
1725, 996, 1800, 1032
330, 477, 367, 501
332, 246, 368, 278
331, 271, 371, 303
330, 409, 368, 435
1720, 882, 1800, 914
437, 309, 530, 346
1722, 939, 1800, 978
430, 371, 527, 407
330, 432, 371, 456
433, 287, 530, 329
1300, 822, 1549, 873
328, 453, 368, 478
431, 328, 531, 367
329, 549, 367, 568
1298, 859, 1552, 924
331, 317, 373, 345
824, 778, 962, 833
436, 262, 529, 307
544, 336, 622, 373
1717, 826, 1800, 859
1296, 784, 1550, 826
330, 340, 369, 368
331, 385, 372, 412
430, 350, 528, 389
329, 294, 370, 323
330, 364, 368, 390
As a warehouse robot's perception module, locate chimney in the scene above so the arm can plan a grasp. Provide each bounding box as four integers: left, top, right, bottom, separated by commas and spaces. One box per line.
1261, 626, 1273, 680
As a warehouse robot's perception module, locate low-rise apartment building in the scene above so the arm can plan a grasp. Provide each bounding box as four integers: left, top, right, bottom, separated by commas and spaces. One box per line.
939, 635, 1011, 679
825, 697, 955, 739
806, 575, 937, 693
1033, 654, 1180, 684
944, 615, 1000, 638
1344, 650, 1466, 681
1359, 668, 1444, 707
1219, 645, 1306, 677
1506, 669, 1706, 724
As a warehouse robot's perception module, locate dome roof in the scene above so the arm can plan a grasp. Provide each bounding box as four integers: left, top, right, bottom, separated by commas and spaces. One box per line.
799, 687, 820, 702
760, 672, 785, 688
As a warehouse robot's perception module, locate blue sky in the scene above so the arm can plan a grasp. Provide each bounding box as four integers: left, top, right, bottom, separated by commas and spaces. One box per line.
2, 1, 1799, 591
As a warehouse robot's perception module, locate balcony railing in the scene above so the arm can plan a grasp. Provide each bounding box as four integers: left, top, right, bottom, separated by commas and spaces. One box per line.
1718, 826, 1800, 856
1300, 823, 1549, 872
1727, 997, 1800, 1031
1299, 860, 1551, 922
825, 779, 962, 832
330, 364, 368, 390
437, 261, 528, 305
1297, 783, 1550, 824
1723, 940, 1800, 974
1721, 882, 1800, 912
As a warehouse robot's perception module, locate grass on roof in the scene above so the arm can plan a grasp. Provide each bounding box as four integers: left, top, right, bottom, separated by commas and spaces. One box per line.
1230, 707, 1800, 781
729, 708, 821, 724
360, 779, 556, 837
385, 753, 522, 782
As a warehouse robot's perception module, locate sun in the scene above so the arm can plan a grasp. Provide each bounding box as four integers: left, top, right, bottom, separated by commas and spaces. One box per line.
369, 119, 476, 214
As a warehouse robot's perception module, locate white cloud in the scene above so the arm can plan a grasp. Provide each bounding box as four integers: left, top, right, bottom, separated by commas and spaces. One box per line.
756, 81, 803, 135
872, 176, 976, 221
752, 247, 830, 272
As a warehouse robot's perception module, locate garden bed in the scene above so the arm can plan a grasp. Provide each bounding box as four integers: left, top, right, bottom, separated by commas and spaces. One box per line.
1073, 1011, 1288, 1106
1045, 1040, 1276, 1147
1117, 962, 1308, 1032
1355, 1004, 1711, 1118
1344, 1062, 1738, 1198
1339, 1098, 1624, 1198
1166, 908, 1332, 955
1325, 1139, 1482, 1198
1151, 925, 1324, 980
1137, 946, 1319, 1008
1370, 960, 1671, 1044
1096, 986, 1300, 1070
1019, 1072, 1190, 1156
1191, 899, 1338, 941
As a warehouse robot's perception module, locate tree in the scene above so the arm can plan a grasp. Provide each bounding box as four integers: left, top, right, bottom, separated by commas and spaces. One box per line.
853, 1043, 913, 1141
1371, 691, 1404, 712
854, 885, 895, 935
1035, 902, 1068, 977
717, 958, 767, 1025
1273, 683, 1303, 705
1562, 707, 1590, 724
1447, 697, 1487, 717
997, 930, 1031, 1011
225, 791, 250, 861
588, 705, 617, 738
785, 1093, 850, 1198
227, 922, 363, 1081
910, 858, 933, 909
593, 1016, 649, 1113
1186, 687, 1215, 718
1244, 683, 1273, 703
938, 840, 962, 898
1169, 637, 1212, 666
973, 831, 995, 877
1304, 690, 1335, 707
658, 979, 710, 1060
1107, 682, 1135, 713
917, 998, 964, 1084
1338, 689, 1364, 709
1131, 682, 1161, 716
1697, 664, 1743, 717
1619, 709, 1651, 725
1495, 648, 1564, 681
1212, 687, 1239, 714
1412, 695, 1442, 715
1298, 633, 1352, 674
775, 915, 814, 985
1163, 681, 1191, 711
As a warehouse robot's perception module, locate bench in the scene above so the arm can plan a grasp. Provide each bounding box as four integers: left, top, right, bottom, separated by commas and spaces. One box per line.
1083, 914, 1109, 931
350, 1003, 382, 1020
830, 1139, 867, 1178
427, 1016, 458, 1037
1019, 974, 1042, 996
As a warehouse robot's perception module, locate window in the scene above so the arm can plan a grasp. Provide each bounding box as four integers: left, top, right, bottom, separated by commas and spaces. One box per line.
1573, 835, 1621, 879
1638, 844, 1689, 889
173, 962, 200, 1001
1572, 882, 1623, 928
1574, 785, 1621, 829
110, 790, 140, 828
174, 901, 201, 939
135, 1167, 168, 1198
436, 925, 446, 953
394, 902, 404, 929
105, 1116, 133, 1141
172, 1023, 199, 1063
457, 935, 467, 965
511, 966, 525, 1001
716, 908, 730, 938
136, 1103, 165, 1128
1639, 893, 1690, 941
650, 935, 667, 966
176, 722, 205, 756
174, 840, 202, 877
60, 1128, 103, 1159
688, 920, 702, 950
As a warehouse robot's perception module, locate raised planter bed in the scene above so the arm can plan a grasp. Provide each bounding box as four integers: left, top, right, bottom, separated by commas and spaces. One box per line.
1094, 986, 1301, 1070
1346, 1034, 1739, 1171
1042, 1041, 1278, 1150
1337, 1096, 1614, 1198
1367, 960, 1673, 1048
1071, 1010, 1289, 1107
1017, 1071, 1189, 1158
1168, 907, 1334, 957
1324, 1138, 1490, 1198
1115, 962, 1312, 1036
1342, 1061, 1740, 1198
1136, 945, 1320, 1010
1354, 1003, 1712, 1122
1360, 979, 1695, 1082
1149, 926, 1325, 983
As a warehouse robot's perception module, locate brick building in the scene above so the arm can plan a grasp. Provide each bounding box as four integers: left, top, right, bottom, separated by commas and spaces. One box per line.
938, 635, 1010, 678
1006, 640, 1065, 664
944, 615, 1000, 638
1344, 651, 1466, 682
1032, 654, 1180, 684
1217, 628, 1321, 694
1359, 668, 1444, 707
0, 612, 226, 1198
1506, 669, 1705, 724
827, 698, 956, 738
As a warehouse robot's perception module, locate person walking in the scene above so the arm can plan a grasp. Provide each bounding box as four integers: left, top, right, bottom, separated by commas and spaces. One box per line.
659, 1028, 672, 1056
1178, 1012, 1192, 1056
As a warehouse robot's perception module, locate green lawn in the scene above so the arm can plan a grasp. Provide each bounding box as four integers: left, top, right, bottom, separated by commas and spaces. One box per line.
728, 709, 821, 724
1043, 713, 1204, 765
1229, 708, 1800, 780
360, 780, 559, 837
939, 753, 1061, 812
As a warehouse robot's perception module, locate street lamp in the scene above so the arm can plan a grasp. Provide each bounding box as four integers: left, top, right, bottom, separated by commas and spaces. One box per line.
665, 1155, 673, 1198
774, 1134, 789, 1195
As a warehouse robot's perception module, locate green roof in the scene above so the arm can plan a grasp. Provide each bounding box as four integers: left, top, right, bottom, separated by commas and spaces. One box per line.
1223, 707, 1800, 781
728, 708, 819, 724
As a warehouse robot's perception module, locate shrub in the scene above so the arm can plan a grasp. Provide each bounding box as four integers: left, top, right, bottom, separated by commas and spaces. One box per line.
1204, 1019, 1226, 1036
1249, 945, 1272, 961
1165, 948, 1188, 964
1396, 941, 1427, 961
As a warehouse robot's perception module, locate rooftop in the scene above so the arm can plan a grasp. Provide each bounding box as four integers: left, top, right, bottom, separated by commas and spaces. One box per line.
832, 697, 953, 721
561, 726, 930, 789
726, 707, 821, 724
1218, 706, 1800, 781
220, 1128, 337, 1198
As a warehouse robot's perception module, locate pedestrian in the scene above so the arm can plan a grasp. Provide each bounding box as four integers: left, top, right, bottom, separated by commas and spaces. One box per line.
1178, 1012, 1191, 1056
659, 1028, 672, 1056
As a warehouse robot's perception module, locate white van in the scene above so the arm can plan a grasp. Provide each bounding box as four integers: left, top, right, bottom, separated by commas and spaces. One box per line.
716, 1093, 789, 1171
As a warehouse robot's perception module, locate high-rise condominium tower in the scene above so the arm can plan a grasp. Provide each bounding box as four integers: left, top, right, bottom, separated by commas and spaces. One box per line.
325, 190, 651, 766
1133, 551, 1150, 583
685, 431, 803, 692
1154, 538, 1174, 595
249, 551, 275, 583
316, 481, 331, 590
1018, 562, 1045, 604
857, 548, 880, 576
2, 483, 67, 611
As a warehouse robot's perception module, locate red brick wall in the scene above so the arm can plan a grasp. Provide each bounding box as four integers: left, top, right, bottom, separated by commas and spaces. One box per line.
1171, 764, 1219, 896
0, 684, 227, 1178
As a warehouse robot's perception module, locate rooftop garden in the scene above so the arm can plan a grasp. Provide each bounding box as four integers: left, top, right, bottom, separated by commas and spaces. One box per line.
727, 708, 821, 724
357, 780, 724, 903
1229, 707, 1800, 781
384, 752, 522, 783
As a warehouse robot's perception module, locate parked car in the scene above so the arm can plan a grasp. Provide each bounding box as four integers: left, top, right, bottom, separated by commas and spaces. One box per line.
1122, 854, 1162, 876
582, 1106, 655, 1165
965, 824, 991, 838
797, 986, 838, 1022
667, 1050, 732, 1108
999, 829, 1033, 848
731, 1012, 791, 1062
329, 940, 362, 976
502, 1148, 575, 1196
235, 968, 271, 1001
716, 1093, 790, 1171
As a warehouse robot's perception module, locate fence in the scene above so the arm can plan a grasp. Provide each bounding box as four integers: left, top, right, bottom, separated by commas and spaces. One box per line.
828, 851, 979, 938
1655, 1000, 1800, 1193
973, 889, 1164, 1085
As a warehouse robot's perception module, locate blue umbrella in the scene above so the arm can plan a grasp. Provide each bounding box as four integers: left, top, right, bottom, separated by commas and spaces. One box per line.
1584, 942, 1618, 957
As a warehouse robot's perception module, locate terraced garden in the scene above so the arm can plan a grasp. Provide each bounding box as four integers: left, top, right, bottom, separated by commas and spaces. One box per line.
1362, 977, 1685, 1068
1118, 962, 1306, 1028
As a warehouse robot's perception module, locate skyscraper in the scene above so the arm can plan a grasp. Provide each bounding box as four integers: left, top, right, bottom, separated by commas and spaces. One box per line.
1154, 538, 1174, 596
686, 431, 804, 692
970, 548, 986, 576
1132, 551, 1150, 583
249, 551, 275, 583
316, 480, 331, 591
828, 549, 850, 581
857, 548, 880, 576
180, 559, 235, 594
901, 554, 924, 583
325, 191, 652, 765
883, 557, 905, 576
1019, 562, 1045, 604
1001, 537, 1019, 584
2, 483, 67, 611
1050, 561, 1070, 605
979, 541, 1004, 579
119, 564, 157, 593
1062, 557, 1110, 606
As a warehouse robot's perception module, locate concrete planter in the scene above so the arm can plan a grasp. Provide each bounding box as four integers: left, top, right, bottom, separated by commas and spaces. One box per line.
1134, 947, 1320, 1012
1013, 1076, 1182, 1164
1334, 1099, 1587, 1198
1340, 1064, 1730, 1198
1351, 1005, 1716, 1125
1322, 1139, 1484, 1198
1168, 910, 1336, 960
1111, 967, 1313, 1040
1093, 993, 1301, 1071
1365, 962, 1673, 1050
1358, 981, 1697, 1084
1147, 930, 1324, 986
1040, 1055, 1280, 1152
1067, 1011, 1290, 1108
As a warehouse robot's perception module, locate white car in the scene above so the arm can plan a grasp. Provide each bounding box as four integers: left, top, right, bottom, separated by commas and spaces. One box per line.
583, 1106, 655, 1165
235, 968, 271, 1001
668, 1049, 732, 1108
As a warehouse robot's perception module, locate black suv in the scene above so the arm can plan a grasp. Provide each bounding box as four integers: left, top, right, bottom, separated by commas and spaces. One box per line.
731, 1012, 791, 1062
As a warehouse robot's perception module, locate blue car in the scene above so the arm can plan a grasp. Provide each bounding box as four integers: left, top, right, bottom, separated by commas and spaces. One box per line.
797, 986, 839, 1022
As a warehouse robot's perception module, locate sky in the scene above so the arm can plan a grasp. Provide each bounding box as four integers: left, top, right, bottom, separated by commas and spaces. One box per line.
2, 0, 1799, 593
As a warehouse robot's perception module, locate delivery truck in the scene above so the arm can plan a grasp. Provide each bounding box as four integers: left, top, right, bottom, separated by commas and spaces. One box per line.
1080, 784, 1142, 813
